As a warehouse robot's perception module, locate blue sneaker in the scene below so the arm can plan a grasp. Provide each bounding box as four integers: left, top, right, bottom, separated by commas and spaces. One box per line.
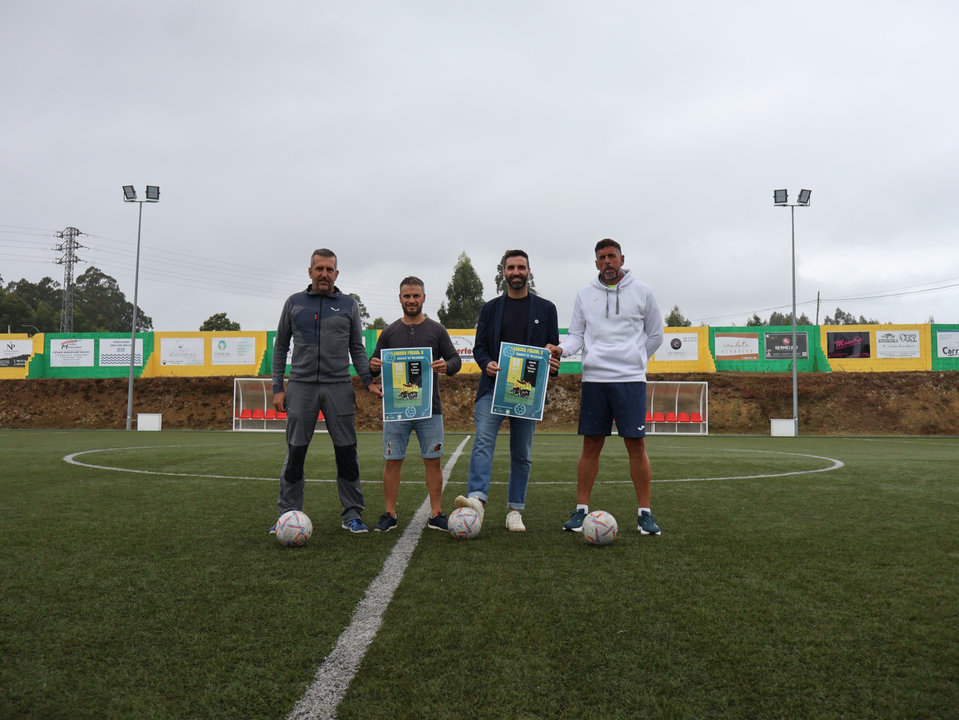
637, 510, 661, 535
374, 513, 397, 532
268, 523, 277, 535
427, 512, 448, 531
342, 517, 369, 534
563, 508, 586, 532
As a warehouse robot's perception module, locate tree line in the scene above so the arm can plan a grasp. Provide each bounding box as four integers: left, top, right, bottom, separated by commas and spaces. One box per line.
1, 257, 888, 335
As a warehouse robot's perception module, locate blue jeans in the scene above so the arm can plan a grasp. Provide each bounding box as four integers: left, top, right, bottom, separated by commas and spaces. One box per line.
466, 392, 537, 510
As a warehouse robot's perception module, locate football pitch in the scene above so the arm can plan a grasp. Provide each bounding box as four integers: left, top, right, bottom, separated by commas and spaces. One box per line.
1, 430, 956, 719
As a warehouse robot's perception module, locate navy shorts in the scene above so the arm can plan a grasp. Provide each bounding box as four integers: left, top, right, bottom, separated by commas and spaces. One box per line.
578, 382, 648, 438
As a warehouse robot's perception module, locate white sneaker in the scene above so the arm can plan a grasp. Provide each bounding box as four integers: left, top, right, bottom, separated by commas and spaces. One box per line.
505, 510, 526, 532
454, 495, 485, 521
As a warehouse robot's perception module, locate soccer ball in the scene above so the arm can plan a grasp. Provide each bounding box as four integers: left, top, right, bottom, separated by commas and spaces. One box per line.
275, 510, 313, 547
582, 510, 617, 546
448, 507, 482, 540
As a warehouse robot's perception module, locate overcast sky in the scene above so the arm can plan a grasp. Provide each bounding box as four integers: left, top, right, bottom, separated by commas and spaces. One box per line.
2, 1, 957, 333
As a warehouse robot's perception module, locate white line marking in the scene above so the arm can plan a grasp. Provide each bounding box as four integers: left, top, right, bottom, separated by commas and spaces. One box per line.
62, 446, 843, 485
286, 435, 471, 720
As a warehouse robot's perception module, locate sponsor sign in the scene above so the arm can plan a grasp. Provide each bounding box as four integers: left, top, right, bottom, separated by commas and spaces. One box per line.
653, 333, 699, 362
875, 330, 921, 359
448, 334, 476, 365
160, 337, 205, 366
764, 332, 809, 360
381, 347, 433, 421
99, 338, 144, 367
50, 338, 95, 367
714, 332, 759, 361
211, 336, 257, 366
827, 331, 871, 359
0, 339, 33, 368
937, 331, 959, 358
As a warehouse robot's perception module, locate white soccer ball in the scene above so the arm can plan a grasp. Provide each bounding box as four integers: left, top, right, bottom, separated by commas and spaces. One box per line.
582, 510, 617, 546
276, 510, 313, 547
448, 507, 482, 540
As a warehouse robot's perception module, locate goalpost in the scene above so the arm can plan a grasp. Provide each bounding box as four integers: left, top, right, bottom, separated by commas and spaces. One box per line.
232, 377, 328, 433
643, 380, 708, 435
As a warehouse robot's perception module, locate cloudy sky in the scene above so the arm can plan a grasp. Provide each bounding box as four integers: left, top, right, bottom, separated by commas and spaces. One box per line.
2, 0, 957, 333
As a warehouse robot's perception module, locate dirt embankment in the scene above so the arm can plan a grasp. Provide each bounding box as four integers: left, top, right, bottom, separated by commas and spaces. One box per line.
2, 372, 958, 435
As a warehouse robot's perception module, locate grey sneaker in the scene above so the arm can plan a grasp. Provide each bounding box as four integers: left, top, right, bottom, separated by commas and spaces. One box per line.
454, 495, 485, 522
637, 510, 661, 535
427, 512, 449, 531
373, 513, 397, 532
563, 508, 586, 532
268, 523, 277, 535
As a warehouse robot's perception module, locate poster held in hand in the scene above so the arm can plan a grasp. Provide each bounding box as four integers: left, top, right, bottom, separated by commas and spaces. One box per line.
491, 342, 550, 421
381, 347, 433, 421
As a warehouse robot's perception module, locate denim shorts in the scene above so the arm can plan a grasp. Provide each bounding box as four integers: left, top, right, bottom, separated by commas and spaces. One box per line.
578, 382, 647, 437
383, 414, 445, 460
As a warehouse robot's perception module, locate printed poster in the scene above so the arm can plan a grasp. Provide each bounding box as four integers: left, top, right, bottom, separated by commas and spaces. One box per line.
99, 338, 144, 367
875, 330, 921, 359
491, 342, 550, 421
936, 331, 959, 359
714, 332, 759, 361
0, 339, 33, 368
764, 332, 809, 360
653, 333, 699, 361
50, 338, 95, 367
381, 347, 433, 421
827, 331, 870, 359
211, 336, 257, 366
160, 337, 205, 366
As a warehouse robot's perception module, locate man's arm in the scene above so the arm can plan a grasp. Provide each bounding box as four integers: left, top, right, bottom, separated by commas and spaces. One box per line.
435, 325, 462, 376
472, 300, 498, 376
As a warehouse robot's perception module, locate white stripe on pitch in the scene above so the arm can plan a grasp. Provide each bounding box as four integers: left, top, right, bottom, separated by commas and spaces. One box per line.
286, 435, 471, 720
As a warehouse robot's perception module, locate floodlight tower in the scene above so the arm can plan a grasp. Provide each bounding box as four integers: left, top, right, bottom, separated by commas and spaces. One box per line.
122, 185, 160, 431
773, 188, 812, 436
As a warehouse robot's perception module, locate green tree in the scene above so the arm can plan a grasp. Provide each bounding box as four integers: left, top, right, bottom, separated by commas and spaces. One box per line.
746, 313, 764, 327
494, 255, 536, 295
73, 267, 152, 332
437, 252, 485, 329
664, 305, 692, 327
199, 313, 240, 331
0, 276, 61, 332
370, 317, 387, 330
348, 293, 371, 328
823, 307, 879, 325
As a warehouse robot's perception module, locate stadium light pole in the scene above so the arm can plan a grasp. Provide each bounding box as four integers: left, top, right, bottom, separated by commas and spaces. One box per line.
774, 188, 811, 436
122, 185, 160, 431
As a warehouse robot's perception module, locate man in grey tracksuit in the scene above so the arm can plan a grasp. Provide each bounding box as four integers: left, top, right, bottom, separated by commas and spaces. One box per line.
271, 248, 383, 533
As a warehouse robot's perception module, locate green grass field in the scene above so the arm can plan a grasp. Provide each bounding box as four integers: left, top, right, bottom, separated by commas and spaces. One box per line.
1, 430, 957, 719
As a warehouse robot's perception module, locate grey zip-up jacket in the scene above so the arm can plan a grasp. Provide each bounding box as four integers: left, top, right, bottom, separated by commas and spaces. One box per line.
272, 285, 373, 394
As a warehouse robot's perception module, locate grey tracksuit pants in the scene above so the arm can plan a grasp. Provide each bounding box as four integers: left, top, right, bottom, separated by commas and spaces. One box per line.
276, 380, 365, 522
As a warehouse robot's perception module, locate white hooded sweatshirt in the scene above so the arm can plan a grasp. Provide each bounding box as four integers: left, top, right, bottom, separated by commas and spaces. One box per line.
561, 269, 664, 383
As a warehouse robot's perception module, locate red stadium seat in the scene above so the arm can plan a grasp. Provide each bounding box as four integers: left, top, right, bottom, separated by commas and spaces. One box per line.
318, 410, 325, 420
691, 412, 703, 423
239, 408, 252, 419
265, 409, 277, 420
665, 412, 678, 423
646, 411, 653, 423
678, 412, 690, 422
252, 409, 265, 420
652, 412, 665, 423
277, 411, 288, 420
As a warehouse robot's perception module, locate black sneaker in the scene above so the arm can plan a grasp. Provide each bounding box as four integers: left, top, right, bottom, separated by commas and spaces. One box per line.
563, 507, 586, 532
374, 513, 398, 532
427, 512, 449, 531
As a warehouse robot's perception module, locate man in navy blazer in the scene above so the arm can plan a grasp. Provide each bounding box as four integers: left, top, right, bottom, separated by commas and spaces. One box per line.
454, 249, 560, 532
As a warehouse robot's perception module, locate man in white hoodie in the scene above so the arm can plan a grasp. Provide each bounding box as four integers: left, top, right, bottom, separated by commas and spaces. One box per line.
547, 238, 665, 535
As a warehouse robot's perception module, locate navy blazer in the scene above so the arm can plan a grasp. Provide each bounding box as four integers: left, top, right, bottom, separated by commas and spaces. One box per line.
472, 293, 560, 401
